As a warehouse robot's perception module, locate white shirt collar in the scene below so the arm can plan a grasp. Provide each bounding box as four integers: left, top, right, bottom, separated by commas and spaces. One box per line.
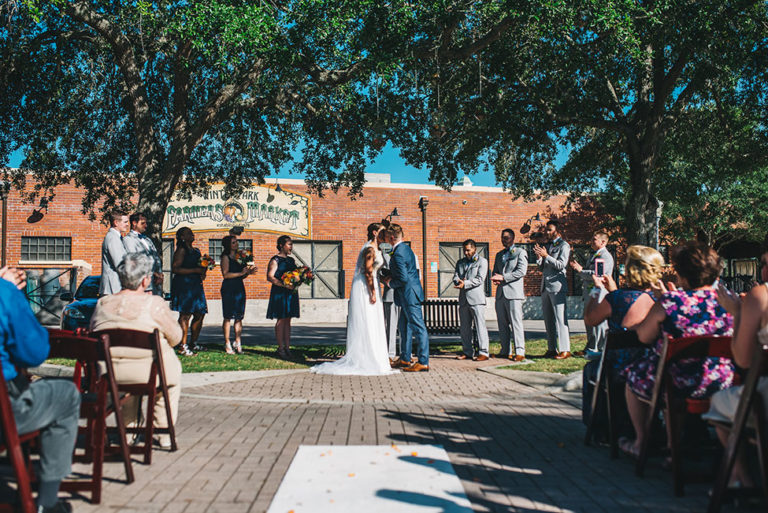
393, 240, 403, 250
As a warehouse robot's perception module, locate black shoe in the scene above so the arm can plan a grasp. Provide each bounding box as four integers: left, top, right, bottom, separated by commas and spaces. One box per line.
38, 500, 73, 513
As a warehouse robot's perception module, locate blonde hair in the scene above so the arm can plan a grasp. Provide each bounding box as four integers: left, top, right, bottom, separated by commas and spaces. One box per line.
625, 245, 665, 289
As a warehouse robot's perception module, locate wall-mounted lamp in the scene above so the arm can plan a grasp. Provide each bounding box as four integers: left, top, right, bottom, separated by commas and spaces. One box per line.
27, 197, 48, 224
275, 182, 284, 194
519, 212, 542, 235
385, 208, 400, 221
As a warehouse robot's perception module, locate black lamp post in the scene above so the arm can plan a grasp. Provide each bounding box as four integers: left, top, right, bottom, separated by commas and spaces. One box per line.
385, 207, 400, 221
0, 181, 9, 267
418, 196, 429, 297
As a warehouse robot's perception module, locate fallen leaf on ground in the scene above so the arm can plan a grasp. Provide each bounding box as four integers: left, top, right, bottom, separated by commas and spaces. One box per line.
348, 473, 355, 477
411, 451, 418, 456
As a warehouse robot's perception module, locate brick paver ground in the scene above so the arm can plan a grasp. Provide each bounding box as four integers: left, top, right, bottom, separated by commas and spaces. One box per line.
66, 355, 742, 513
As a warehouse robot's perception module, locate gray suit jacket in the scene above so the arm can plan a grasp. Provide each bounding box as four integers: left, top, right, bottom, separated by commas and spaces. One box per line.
578, 247, 615, 300
123, 230, 163, 295
380, 250, 394, 303
492, 246, 528, 300
99, 228, 126, 295
537, 238, 570, 294
453, 256, 488, 306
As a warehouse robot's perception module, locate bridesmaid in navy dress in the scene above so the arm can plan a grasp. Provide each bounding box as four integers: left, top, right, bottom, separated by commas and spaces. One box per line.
219, 235, 257, 354
171, 227, 208, 356
266, 235, 300, 358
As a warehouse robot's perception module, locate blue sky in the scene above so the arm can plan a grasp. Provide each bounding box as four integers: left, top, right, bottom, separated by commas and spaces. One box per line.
8, 143, 565, 187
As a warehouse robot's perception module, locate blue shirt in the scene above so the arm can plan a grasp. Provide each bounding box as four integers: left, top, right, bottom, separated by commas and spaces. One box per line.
0, 279, 49, 380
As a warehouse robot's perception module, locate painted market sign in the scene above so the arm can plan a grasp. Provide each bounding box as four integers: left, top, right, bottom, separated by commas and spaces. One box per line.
162, 184, 311, 238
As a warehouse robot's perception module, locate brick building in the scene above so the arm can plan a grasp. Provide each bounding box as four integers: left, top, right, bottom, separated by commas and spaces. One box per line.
8, 173, 610, 324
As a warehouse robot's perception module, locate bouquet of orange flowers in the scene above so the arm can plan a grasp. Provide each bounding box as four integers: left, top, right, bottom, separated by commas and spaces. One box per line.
198, 254, 215, 270
235, 249, 253, 267
282, 266, 314, 291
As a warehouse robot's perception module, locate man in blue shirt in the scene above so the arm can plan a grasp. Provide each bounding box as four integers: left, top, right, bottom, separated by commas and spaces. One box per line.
0, 270, 80, 513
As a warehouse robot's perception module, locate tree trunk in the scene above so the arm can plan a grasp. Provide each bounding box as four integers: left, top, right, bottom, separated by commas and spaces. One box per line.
136, 159, 182, 252
625, 138, 660, 247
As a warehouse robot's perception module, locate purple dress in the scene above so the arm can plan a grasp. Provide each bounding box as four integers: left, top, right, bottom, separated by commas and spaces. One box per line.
622, 288, 734, 400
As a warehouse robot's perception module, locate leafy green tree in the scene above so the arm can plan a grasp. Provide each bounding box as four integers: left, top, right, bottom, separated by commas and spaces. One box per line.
386, 0, 768, 245
1, 0, 414, 242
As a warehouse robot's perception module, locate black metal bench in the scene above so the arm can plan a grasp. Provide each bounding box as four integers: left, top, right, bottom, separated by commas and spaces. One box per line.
422, 298, 478, 348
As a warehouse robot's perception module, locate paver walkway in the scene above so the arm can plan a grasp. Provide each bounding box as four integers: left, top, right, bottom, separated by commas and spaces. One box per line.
69, 355, 737, 513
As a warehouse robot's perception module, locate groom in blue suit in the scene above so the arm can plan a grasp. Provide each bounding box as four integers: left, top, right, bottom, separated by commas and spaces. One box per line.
382, 224, 430, 372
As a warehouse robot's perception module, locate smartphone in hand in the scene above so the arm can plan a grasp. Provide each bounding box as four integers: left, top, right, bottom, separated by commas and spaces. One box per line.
594, 258, 605, 277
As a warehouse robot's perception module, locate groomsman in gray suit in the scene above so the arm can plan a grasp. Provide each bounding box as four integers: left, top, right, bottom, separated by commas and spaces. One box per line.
122, 212, 164, 296
570, 230, 614, 356
491, 229, 528, 361
98, 211, 128, 296
534, 220, 571, 359
453, 240, 490, 361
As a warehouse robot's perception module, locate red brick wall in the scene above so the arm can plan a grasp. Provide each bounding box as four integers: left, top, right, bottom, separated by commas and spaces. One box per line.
3, 179, 605, 299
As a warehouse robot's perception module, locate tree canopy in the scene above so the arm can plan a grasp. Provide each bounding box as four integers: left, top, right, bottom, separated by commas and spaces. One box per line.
2, 0, 767, 247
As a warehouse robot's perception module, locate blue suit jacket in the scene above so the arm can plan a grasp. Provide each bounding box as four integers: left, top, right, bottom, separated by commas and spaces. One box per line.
388, 242, 424, 308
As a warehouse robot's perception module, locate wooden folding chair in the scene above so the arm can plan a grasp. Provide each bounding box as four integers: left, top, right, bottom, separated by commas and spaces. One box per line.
707, 341, 768, 513
584, 330, 646, 458
92, 329, 178, 465
635, 334, 733, 496
0, 368, 39, 513
46, 329, 135, 503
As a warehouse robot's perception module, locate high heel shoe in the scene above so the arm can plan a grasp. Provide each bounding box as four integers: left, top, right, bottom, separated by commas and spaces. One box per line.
224, 342, 235, 355
233, 341, 243, 354
178, 344, 195, 356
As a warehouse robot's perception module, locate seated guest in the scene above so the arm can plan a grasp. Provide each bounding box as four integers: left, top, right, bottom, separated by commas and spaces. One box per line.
703, 235, 768, 487
89, 253, 182, 449
619, 241, 734, 457
0, 267, 80, 513
582, 246, 664, 428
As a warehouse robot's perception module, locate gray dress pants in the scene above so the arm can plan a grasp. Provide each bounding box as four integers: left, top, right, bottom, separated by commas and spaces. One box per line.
495, 297, 525, 356
10, 378, 81, 482
384, 301, 401, 358
542, 291, 570, 352
459, 304, 489, 357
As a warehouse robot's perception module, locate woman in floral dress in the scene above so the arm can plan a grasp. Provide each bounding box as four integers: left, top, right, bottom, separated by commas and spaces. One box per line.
619, 241, 734, 457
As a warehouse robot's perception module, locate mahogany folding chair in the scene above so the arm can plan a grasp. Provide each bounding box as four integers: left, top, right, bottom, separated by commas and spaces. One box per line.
91, 329, 177, 465
707, 341, 768, 512
46, 329, 135, 503
0, 368, 39, 513
584, 330, 646, 458
635, 334, 733, 496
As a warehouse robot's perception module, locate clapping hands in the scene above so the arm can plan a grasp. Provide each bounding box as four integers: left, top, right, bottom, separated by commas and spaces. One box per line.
533, 244, 548, 259
0, 266, 26, 290
716, 283, 742, 316
650, 279, 677, 299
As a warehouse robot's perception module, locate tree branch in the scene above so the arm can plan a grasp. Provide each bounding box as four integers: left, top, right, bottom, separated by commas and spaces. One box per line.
65, 0, 159, 180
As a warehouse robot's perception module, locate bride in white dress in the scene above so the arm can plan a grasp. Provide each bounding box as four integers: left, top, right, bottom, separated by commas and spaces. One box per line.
311, 223, 398, 375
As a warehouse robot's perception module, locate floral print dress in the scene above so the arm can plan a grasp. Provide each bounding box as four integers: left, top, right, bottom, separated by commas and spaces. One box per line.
622, 288, 734, 400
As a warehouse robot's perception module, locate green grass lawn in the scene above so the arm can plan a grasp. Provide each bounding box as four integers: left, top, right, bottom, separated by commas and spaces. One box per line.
47, 335, 589, 374
435, 334, 589, 375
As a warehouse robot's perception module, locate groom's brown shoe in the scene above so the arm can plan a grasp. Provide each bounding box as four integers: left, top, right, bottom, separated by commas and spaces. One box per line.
391, 359, 411, 369
475, 355, 490, 362
403, 363, 429, 372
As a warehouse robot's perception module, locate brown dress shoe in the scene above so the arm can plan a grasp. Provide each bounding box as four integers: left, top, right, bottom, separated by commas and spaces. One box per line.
572, 350, 586, 357
403, 362, 430, 372
391, 359, 411, 369
554, 351, 572, 360
543, 350, 557, 358
456, 354, 472, 360
475, 355, 490, 362
509, 355, 526, 362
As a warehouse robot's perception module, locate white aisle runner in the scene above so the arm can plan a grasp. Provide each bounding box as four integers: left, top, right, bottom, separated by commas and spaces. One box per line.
267, 445, 474, 513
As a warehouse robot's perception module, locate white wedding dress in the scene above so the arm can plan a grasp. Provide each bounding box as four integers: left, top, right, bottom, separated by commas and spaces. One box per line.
311, 241, 398, 375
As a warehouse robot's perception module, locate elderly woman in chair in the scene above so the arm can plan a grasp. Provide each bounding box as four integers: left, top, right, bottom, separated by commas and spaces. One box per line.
89, 252, 182, 449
